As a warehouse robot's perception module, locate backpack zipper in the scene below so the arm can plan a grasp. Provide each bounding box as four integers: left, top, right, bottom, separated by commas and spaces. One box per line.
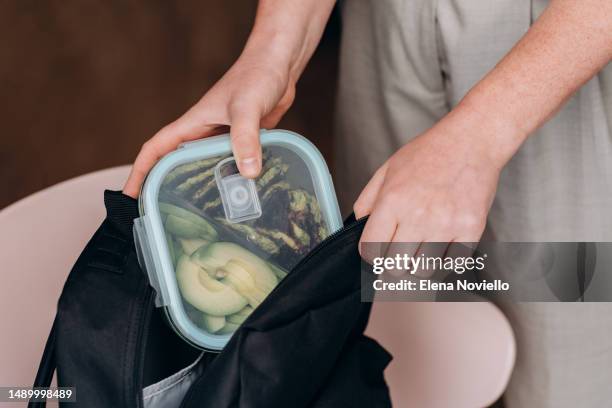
287, 216, 368, 274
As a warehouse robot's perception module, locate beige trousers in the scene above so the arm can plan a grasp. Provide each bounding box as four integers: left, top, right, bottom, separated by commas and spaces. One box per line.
335, 0, 612, 406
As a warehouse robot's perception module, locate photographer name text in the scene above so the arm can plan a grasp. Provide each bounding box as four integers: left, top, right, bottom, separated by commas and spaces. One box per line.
373, 279, 510, 292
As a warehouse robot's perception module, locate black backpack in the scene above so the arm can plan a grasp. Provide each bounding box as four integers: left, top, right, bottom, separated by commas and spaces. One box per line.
29, 190, 392, 408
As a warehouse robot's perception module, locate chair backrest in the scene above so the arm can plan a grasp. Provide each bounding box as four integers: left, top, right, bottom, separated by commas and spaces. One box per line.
366, 301, 515, 408
0, 166, 131, 388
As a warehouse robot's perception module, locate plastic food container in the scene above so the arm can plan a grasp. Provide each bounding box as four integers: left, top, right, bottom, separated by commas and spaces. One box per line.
134, 129, 343, 350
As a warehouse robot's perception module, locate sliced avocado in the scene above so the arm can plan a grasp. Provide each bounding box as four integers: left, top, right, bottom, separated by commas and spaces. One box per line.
201, 313, 226, 333
159, 203, 217, 238
192, 242, 278, 294
220, 260, 269, 308
165, 215, 204, 239
166, 234, 176, 266
268, 262, 288, 279
164, 214, 217, 241
218, 322, 240, 335
179, 238, 209, 256
175, 255, 247, 316
173, 238, 184, 261
227, 306, 253, 325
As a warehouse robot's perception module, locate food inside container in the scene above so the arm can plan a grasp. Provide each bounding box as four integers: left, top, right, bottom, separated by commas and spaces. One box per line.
134, 130, 342, 350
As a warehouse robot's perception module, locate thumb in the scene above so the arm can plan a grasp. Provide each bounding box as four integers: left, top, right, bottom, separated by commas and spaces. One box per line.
229, 105, 263, 178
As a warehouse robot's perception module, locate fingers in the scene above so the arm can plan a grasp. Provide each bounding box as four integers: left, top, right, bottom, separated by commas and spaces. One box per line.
123, 110, 221, 198
412, 242, 448, 278
384, 221, 422, 276
123, 94, 265, 198
359, 204, 397, 260
445, 241, 479, 273
453, 229, 485, 245
229, 103, 263, 178
261, 85, 295, 129
260, 108, 287, 130
353, 162, 388, 219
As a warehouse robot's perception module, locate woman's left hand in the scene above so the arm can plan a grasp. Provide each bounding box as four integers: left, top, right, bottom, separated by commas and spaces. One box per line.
355, 0, 612, 256
354, 108, 512, 255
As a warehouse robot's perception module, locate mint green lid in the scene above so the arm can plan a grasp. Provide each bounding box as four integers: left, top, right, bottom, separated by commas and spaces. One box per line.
134, 130, 342, 350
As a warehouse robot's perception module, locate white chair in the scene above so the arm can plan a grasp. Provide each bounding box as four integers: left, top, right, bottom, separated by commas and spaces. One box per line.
0, 166, 131, 395
366, 302, 515, 407
0, 166, 515, 407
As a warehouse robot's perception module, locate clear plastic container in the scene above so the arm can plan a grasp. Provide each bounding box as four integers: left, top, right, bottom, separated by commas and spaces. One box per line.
134, 129, 343, 350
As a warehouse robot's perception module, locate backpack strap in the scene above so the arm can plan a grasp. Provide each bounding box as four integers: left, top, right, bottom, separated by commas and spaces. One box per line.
27, 318, 57, 408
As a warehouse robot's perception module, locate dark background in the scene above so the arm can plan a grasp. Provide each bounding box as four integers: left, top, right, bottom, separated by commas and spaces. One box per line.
0, 1, 340, 209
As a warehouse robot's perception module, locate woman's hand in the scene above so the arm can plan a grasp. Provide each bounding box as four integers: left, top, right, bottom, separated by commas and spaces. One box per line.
354, 107, 513, 254
123, 0, 336, 198
355, 0, 612, 253
123, 54, 296, 198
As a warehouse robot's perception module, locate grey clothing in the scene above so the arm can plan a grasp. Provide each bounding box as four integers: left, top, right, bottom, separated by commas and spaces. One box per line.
335, 0, 612, 407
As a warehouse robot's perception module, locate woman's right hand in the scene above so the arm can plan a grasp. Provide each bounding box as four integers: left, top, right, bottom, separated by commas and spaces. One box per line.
123, 52, 296, 198
123, 0, 336, 198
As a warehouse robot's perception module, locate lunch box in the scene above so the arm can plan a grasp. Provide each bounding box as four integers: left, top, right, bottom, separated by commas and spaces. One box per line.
134, 129, 343, 350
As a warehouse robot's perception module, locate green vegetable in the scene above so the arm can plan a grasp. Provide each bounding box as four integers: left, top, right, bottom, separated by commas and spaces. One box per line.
160, 149, 332, 284
257, 158, 288, 190
191, 177, 218, 204
261, 181, 290, 201
193, 243, 277, 287
173, 239, 183, 262
220, 261, 269, 307
175, 255, 247, 316
316, 225, 329, 241
268, 262, 288, 279
215, 219, 280, 255
166, 234, 177, 266
290, 221, 311, 248
160, 203, 217, 240
227, 306, 253, 325
202, 197, 221, 212
218, 322, 240, 335
179, 238, 210, 256
192, 242, 278, 308
160, 203, 217, 232
165, 215, 214, 240
162, 157, 222, 186
258, 228, 300, 252
175, 167, 215, 194
201, 313, 226, 333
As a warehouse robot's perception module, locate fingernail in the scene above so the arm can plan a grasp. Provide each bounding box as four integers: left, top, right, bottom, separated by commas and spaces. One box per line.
239, 157, 259, 178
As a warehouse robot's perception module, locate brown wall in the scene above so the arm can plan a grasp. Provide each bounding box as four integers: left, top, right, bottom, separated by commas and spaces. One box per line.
0, 1, 339, 208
